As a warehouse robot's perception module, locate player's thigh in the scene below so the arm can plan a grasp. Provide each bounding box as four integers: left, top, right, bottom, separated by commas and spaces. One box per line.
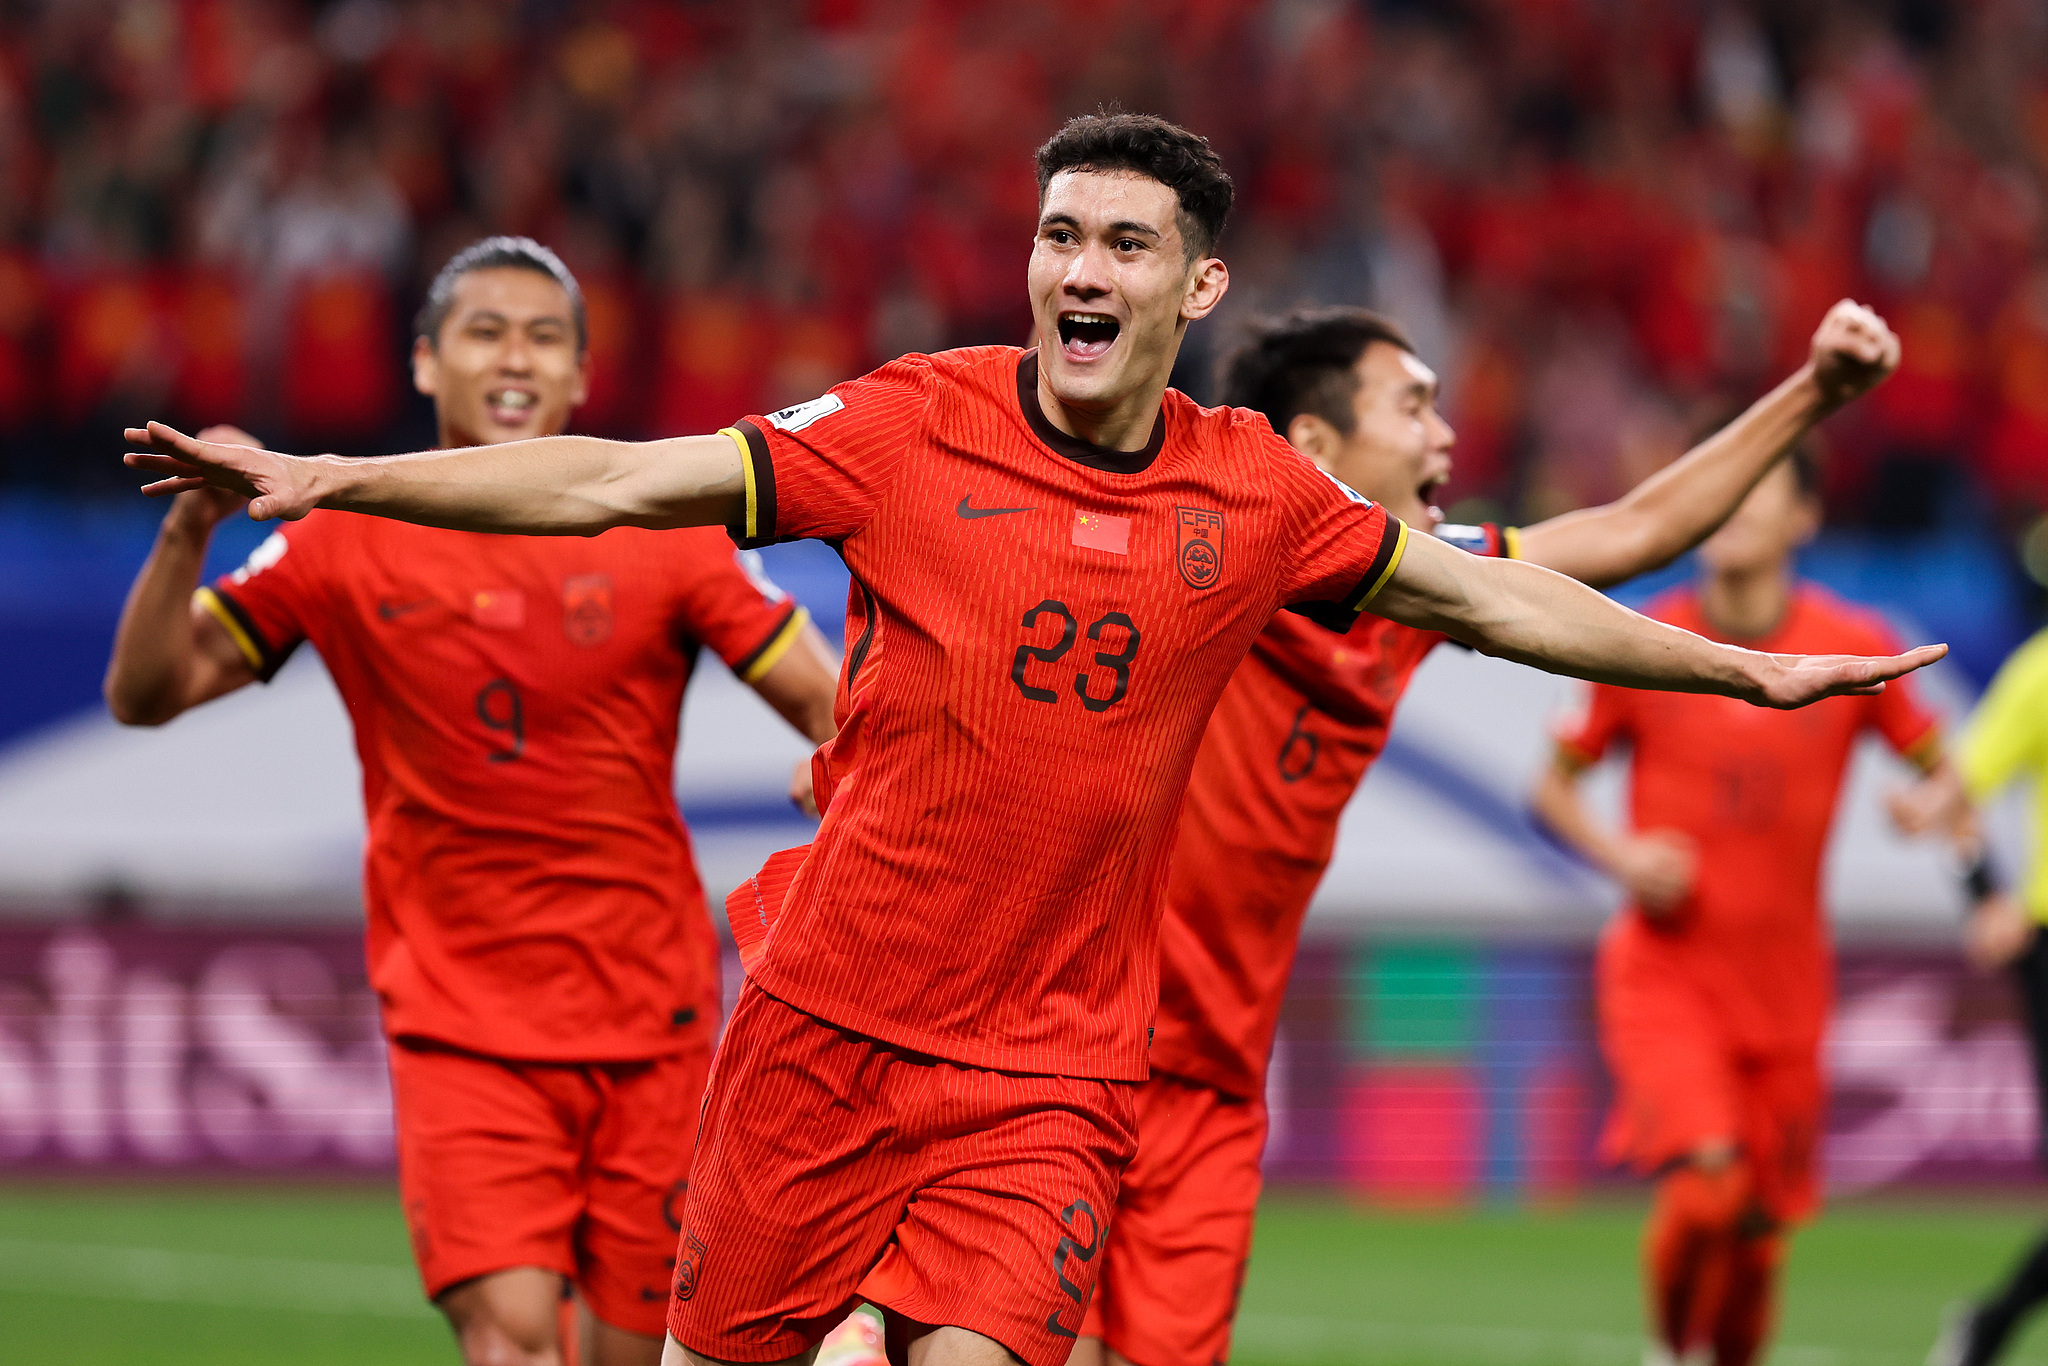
668, 986, 923, 1360
1085, 1075, 1265, 1366
439, 1265, 569, 1362
661, 1334, 815, 1366
1594, 976, 1740, 1171
388, 1040, 583, 1297
578, 1046, 711, 1338
1738, 1051, 1826, 1226
856, 1070, 1138, 1366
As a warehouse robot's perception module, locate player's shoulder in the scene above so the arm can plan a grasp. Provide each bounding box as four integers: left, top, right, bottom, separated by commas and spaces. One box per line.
1639, 584, 1700, 628
1999, 625, 2048, 680
1789, 582, 1902, 651
858, 345, 1023, 415
1179, 395, 1289, 455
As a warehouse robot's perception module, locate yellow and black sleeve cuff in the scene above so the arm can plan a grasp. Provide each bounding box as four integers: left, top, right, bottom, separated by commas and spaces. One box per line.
1285, 518, 1412, 634
722, 422, 778, 550
734, 605, 810, 684
196, 586, 296, 682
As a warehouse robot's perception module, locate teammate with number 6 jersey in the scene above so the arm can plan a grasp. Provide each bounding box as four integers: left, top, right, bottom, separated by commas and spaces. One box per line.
105, 238, 840, 1366
1073, 298, 1907, 1366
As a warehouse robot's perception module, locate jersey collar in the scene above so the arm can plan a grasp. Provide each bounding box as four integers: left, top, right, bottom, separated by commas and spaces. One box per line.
1016, 350, 1166, 475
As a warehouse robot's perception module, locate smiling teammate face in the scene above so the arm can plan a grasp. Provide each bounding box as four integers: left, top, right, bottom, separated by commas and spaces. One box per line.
1029, 169, 1226, 426
412, 267, 590, 449
1304, 341, 1456, 529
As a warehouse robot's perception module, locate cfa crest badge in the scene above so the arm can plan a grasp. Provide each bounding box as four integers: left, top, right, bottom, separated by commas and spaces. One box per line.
1174, 507, 1224, 589
674, 1231, 708, 1301
563, 573, 614, 646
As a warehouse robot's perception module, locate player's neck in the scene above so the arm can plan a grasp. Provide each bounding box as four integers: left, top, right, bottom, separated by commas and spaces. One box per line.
1035, 365, 1168, 453
1699, 562, 1795, 641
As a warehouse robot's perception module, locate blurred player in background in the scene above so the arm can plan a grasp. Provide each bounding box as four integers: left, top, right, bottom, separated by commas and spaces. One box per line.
1529, 452, 1969, 1366
105, 237, 840, 1366
124, 114, 1944, 1366
1895, 632, 2048, 1366
1072, 299, 1904, 1366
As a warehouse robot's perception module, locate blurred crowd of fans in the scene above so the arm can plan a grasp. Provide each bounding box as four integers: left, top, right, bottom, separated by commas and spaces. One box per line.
2, 0, 2045, 549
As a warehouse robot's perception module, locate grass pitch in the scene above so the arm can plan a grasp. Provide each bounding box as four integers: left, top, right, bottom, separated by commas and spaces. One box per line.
0, 1183, 2043, 1365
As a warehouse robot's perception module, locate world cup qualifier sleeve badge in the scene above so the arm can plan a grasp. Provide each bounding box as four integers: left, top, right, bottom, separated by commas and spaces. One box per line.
1175, 507, 1223, 589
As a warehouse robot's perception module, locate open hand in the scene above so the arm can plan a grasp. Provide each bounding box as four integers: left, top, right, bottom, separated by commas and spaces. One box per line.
1809, 299, 1901, 409
1746, 643, 1947, 709
125, 420, 328, 522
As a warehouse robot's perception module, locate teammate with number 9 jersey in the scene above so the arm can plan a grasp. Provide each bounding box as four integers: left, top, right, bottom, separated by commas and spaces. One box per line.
106, 238, 839, 1366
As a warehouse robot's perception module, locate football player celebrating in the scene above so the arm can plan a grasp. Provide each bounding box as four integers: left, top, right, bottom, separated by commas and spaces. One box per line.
125, 116, 1942, 1366
1532, 452, 1967, 1366
106, 238, 839, 1366
1073, 297, 1905, 1366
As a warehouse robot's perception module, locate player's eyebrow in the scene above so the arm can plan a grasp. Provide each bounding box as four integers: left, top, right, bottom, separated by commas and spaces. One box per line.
461, 309, 571, 332
1104, 219, 1162, 240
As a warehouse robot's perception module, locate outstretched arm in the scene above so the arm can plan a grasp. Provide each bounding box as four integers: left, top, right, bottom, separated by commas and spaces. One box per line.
106, 425, 270, 726
1369, 529, 1944, 708
125, 423, 746, 535
1516, 300, 1900, 587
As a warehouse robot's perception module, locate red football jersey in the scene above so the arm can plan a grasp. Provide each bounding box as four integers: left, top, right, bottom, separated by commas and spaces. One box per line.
1148, 524, 1515, 1099
1555, 584, 1941, 1054
205, 516, 808, 1061
722, 346, 1401, 1080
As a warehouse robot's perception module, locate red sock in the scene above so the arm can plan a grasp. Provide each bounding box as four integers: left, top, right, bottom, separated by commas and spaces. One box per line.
1645, 1162, 1753, 1356
1711, 1233, 1783, 1366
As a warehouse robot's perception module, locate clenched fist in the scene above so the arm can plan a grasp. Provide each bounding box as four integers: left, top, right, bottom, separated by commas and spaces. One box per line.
1808, 299, 1902, 411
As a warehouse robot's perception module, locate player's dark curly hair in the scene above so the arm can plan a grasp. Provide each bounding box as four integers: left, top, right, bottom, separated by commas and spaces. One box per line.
415, 236, 587, 355
1034, 112, 1234, 262
1219, 307, 1415, 437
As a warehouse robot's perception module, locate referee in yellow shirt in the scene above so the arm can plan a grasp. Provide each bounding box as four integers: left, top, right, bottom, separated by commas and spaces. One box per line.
1907, 628, 2048, 1366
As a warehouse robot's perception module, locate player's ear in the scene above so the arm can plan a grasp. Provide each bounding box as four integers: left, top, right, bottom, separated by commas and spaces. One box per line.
1286, 411, 1341, 470
569, 348, 592, 409
1180, 256, 1229, 323
411, 335, 440, 399
1791, 494, 1823, 547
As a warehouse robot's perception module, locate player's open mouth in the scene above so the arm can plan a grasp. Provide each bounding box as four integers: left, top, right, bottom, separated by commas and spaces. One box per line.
487, 389, 538, 423
1057, 312, 1120, 362
1418, 475, 1447, 505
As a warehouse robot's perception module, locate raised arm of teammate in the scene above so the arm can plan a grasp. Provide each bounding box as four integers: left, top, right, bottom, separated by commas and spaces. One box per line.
1366, 529, 1943, 709
1516, 300, 1900, 587
125, 422, 745, 533
754, 618, 842, 817
106, 425, 264, 725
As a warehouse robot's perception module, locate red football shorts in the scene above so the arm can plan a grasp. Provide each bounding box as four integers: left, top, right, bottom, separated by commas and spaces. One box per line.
666, 984, 1138, 1366
1079, 1072, 1267, 1366
388, 1038, 709, 1336
1596, 955, 1824, 1225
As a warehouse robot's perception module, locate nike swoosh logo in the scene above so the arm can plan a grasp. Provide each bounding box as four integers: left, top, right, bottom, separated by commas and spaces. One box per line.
957, 497, 1036, 519
377, 599, 432, 622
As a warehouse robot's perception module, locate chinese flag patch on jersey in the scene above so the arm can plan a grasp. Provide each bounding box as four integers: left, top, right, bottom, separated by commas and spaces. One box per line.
1176, 507, 1224, 588
1072, 510, 1131, 555
471, 589, 525, 629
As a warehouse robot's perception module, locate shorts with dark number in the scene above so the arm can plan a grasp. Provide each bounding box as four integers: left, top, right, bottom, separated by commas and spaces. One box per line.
666, 984, 1137, 1366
